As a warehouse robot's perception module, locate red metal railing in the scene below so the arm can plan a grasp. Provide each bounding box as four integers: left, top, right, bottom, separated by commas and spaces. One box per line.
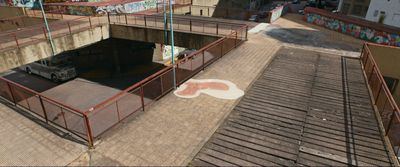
0, 13, 248, 147
83, 20, 248, 145
0, 16, 108, 51
108, 13, 247, 37
25, 9, 64, 19
0, 77, 92, 144
361, 43, 400, 157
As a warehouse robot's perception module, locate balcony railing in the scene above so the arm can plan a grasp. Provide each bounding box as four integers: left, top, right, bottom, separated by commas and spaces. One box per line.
360, 43, 400, 158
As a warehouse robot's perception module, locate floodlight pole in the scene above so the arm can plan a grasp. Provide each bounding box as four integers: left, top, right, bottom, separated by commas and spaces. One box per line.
169, 0, 176, 89
38, 0, 56, 65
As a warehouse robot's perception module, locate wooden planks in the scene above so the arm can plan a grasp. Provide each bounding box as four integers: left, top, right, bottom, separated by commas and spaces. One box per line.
190, 48, 394, 166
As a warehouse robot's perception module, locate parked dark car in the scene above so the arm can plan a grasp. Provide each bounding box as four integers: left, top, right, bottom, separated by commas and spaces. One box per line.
292, 0, 301, 4
257, 11, 268, 19
248, 15, 259, 22
306, 0, 326, 9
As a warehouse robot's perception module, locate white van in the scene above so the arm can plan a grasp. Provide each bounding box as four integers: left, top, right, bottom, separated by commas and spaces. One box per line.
19, 55, 77, 82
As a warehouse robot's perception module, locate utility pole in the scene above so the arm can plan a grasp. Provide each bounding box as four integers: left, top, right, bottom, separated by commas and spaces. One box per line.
38, 0, 56, 66
169, 0, 176, 89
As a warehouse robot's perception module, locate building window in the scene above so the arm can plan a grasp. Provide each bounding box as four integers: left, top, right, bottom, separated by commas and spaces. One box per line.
351, 5, 363, 16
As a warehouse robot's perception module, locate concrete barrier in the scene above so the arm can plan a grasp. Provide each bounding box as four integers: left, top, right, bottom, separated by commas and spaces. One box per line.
304, 7, 400, 47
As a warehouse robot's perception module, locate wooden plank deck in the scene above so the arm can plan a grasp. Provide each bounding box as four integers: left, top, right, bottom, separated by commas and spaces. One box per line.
190, 48, 394, 166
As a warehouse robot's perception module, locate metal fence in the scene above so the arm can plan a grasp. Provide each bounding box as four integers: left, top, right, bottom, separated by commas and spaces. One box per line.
0, 14, 248, 147
0, 77, 92, 144
360, 43, 400, 157
108, 14, 247, 37
0, 16, 108, 51
85, 22, 248, 145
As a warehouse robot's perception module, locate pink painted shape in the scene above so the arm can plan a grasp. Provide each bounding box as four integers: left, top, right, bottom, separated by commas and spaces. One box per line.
176, 82, 229, 96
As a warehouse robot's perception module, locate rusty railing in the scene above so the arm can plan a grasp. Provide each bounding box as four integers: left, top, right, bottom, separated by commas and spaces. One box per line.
0, 15, 248, 147
108, 13, 247, 37
0, 16, 108, 51
0, 77, 93, 145
361, 43, 400, 157
83, 22, 248, 144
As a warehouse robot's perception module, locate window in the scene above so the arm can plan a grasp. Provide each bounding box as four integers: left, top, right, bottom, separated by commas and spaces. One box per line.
351, 5, 362, 16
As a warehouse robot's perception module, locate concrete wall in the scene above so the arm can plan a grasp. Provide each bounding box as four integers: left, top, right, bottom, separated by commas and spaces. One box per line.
365, 0, 400, 28
110, 24, 220, 50
0, 6, 25, 19
369, 44, 400, 105
192, 0, 219, 7
0, 17, 57, 32
0, 24, 109, 72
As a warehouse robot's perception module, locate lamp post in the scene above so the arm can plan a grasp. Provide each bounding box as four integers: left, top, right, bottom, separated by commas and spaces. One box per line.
169, 0, 176, 89
38, 0, 56, 66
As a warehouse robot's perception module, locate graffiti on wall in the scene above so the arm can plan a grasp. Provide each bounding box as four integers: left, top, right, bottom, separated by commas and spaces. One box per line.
306, 13, 400, 47
12, 0, 35, 7
96, 0, 157, 15
45, 5, 95, 15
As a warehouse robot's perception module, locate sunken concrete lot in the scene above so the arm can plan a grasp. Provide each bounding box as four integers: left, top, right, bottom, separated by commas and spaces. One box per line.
191, 48, 394, 166
0, 13, 384, 166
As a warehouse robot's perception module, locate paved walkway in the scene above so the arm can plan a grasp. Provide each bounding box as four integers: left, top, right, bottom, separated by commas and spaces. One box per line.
78, 23, 282, 166
0, 100, 85, 166
0, 13, 369, 166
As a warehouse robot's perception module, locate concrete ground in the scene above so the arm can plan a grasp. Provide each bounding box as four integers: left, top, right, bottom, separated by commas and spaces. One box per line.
0, 13, 365, 165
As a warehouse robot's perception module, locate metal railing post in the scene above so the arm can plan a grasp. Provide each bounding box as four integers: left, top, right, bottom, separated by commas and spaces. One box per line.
6, 82, 16, 105
125, 14, 128, 24
202, 50, 205, 70
43, 27, 47, 39
38, 96, 49, 123
13, 34, 20, 49
245, 26, 248, 40
189, 20, 192, 32
385, 109, 396, 135
107, 12, 110, 24
140, 86, 145, 111
234, 31, 238, 48
83, 114, 94, 148
144, 15, 147, 27
375, 84, 382, 104
67, 22, 71, 34
216, 23, 219, 35
89, 17, 92, 29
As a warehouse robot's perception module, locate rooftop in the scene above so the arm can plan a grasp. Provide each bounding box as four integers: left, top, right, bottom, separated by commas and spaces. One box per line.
0, 5, 398, 166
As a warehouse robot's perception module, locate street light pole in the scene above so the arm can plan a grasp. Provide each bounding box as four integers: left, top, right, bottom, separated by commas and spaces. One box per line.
169, 0, 176, 89
38, 0, 56, 65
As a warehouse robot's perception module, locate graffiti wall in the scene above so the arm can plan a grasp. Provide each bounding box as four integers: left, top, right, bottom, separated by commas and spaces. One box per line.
305, 10, 400, 47
12, 0, 35, 7
96, 0, 158, 15
267, 4, 289, 23
45, 5, 96, 15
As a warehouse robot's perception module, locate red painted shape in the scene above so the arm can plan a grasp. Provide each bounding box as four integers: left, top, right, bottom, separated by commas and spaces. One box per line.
176, 82, 229, 96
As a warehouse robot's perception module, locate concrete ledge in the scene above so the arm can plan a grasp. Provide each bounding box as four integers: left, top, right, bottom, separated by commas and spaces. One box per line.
0, 24, 109, 72
110, 24, 220, 49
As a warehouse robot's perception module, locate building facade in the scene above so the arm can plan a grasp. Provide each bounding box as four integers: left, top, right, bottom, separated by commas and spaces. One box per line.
365, 0, 400, 28
338, 0, 371, 18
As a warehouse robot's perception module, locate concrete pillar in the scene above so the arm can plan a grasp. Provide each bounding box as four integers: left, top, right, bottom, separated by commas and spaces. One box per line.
152, 44, 164, 62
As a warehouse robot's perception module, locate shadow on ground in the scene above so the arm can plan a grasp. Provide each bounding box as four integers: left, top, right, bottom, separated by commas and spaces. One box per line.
265, 27, 360, 52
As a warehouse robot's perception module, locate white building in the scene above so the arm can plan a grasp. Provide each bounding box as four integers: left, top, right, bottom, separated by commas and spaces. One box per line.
365, 0, 400, 28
